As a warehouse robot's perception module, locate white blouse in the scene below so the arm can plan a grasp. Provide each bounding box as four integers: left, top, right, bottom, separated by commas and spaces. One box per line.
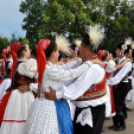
108, 57, 132, 86
41, 59, 92, 96
18, 58, 38, 79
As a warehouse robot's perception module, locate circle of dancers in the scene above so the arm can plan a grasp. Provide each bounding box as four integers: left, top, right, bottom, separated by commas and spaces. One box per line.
0, 24, 134, 134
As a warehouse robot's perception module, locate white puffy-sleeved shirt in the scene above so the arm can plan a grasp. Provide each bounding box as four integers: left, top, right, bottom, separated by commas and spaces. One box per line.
105, 60, 117, 73
17, 58, 38, 94
56, 63, 107, 108
18, 58, 38, 79
41, 59, 93, 96
29, 58, 82, 93
108, 57, 132, 86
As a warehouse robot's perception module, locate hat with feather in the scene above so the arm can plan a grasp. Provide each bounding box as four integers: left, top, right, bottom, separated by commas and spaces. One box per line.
82, 24, 105, 52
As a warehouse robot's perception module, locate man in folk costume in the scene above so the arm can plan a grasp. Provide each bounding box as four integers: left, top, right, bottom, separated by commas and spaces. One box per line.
45, 24, 107, 134
0, 48, 13, 102
122, 39, 134, 119
125, 38, 134, 111
108, 42, 132, 131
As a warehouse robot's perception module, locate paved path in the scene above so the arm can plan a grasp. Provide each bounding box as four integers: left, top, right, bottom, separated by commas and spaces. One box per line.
103, 102, 134, 134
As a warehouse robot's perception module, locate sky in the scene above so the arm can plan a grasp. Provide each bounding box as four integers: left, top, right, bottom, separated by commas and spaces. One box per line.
0, 0, 26, 39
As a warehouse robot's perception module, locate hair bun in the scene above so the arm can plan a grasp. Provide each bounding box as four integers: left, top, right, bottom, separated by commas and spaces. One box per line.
98, 50, 107, 58
10, 42, 21, 52
38, 39, 50, 50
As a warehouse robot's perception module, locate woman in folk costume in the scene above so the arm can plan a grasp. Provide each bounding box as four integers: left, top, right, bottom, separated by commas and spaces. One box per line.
98, 50, 116, 118
97, 50, 131, 118
0, 42, 38, 134
23, 35, 102, 134
0, 48, 13, 102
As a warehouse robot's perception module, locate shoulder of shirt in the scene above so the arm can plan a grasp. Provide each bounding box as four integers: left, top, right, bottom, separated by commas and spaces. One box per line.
45, 63, 59, 74
91, 64, 104, 69
90, 64, 104, 72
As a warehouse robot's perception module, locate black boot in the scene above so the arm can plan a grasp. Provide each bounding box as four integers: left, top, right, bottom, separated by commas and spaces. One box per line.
108, 115, 118, 130
126, 107, 132, 111
115, 114, 126, 131
122, 105, 127, 119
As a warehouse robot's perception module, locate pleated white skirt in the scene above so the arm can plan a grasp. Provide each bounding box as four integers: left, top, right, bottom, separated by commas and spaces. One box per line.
0, 89, 35, 134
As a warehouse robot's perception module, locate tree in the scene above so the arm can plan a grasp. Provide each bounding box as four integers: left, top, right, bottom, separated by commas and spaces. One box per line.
91, 0, 134, 55
19, 0, 43, 44
39, 0, 93, 40
19, 0, 134, 56
0, 37, 9, 57
0, 34, 34, 58
18, 37, 34, 49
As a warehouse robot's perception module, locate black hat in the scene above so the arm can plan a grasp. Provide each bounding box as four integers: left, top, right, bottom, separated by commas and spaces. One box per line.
82, 34, 91, 46
117, 43, 124, 50
70, 44, 77, 50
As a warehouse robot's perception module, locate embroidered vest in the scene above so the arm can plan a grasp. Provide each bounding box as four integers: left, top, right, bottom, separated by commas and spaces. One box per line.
75, 74, 107, 101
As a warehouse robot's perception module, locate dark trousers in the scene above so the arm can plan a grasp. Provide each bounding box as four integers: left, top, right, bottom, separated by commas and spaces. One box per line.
122, 79, 132, 118
113, 82, 130, 126
73, 104, 105, 134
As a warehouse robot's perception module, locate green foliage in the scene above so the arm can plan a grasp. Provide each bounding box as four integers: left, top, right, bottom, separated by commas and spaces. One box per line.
0, 35, 34, 58
0, 37, 9, 57
40, 0, 93, 39
99, 0, 134, 55
18, 0, 134, 56
19, 0, 43, 44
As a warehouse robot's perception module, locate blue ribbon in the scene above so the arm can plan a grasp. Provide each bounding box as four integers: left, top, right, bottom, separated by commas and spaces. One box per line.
55, 99, 74, 134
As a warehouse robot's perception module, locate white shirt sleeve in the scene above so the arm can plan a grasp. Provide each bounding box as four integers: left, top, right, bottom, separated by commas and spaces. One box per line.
18, 58, 38, 79
56, 65, 104, 100
46, 61, 93, 82
108, 62, 132, 86
105, 60, 116, 73
60, 58, 82, 70
30, 83, 38, 94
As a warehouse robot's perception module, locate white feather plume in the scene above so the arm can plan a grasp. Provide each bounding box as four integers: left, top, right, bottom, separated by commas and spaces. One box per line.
131, 41, 134, 49
74, 39, 82, 47
55, 34, 70, 54
85, 24, 105, 51
125, 37, 133, 45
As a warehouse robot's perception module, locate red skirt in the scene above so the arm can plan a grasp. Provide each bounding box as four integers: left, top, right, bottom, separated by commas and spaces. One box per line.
109, 85, 115, 115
